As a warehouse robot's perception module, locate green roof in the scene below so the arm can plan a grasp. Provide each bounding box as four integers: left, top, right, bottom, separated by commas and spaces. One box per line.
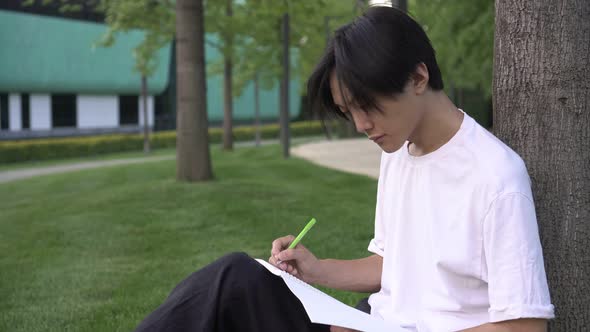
0, 10, 171, 94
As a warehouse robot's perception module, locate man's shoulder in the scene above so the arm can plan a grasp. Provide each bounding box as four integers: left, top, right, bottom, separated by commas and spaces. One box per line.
464, 122, 531, 193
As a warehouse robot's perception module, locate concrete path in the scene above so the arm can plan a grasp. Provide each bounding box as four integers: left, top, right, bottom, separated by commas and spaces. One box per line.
0, 139, 280, 184
0, 155, 175, 184
0, 137, 381, 184
292, 138, 381, 179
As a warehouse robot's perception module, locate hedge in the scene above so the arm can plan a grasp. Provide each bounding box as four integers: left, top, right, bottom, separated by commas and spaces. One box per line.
0, 121, 326, 164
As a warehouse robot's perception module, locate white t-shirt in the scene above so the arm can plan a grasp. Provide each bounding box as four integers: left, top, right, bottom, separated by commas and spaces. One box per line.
367, 112, 555, 331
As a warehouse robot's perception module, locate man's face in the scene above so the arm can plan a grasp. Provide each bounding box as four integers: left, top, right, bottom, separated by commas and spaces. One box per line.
329, 71, 425, 153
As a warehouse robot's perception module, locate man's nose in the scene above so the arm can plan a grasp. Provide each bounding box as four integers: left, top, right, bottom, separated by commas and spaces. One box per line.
351, 111, 373, 134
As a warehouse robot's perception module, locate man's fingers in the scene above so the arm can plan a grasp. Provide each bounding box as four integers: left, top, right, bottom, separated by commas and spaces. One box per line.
276, 248, 303, 262
330, 326, 357, 332
286, 264, 294, 273
268, 255, 289, 271
271, 235, 295, 256
268, 255, 278, 266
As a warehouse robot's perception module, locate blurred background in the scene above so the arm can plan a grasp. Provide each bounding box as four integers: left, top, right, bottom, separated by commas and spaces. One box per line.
0, 1, 496, 331
0, 0, 492, 145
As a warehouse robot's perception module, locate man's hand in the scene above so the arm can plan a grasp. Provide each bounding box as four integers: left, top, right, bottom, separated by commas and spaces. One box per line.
460, 318, 547, 332
269, 236, 382, 292
269, 234, 323, 284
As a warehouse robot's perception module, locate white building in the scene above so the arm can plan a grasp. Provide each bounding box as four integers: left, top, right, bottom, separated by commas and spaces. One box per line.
0, 10, 171, 140
0, 7, 303, 141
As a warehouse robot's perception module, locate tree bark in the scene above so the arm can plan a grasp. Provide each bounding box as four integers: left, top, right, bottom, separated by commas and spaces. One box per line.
280, 12, 290, 158
254, 71, 261, 147
141, 75, 150, 153
223, 0, 234, 151
176, 0, 213, 182
493, 1, 590, 330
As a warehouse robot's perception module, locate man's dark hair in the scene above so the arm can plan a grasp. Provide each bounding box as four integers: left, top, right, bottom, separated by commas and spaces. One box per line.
307, 6, 444, 119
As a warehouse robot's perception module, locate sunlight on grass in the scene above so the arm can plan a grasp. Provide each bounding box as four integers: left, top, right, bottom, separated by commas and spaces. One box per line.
0, 144, 377, 331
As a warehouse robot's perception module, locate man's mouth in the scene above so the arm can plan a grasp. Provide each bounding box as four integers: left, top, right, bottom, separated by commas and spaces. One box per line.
369, 134, 385, 143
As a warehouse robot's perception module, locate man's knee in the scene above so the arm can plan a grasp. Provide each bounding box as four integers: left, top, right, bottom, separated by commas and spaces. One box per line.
216, 252, 262, 277
217, 252, 252, 267
213, 252, 271, 293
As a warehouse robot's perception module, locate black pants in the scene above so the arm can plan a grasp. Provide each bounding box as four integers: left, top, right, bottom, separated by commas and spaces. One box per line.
134, 252, 331, 332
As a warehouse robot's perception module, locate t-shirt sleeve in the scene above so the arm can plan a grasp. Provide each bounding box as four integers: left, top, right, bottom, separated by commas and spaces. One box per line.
368, 152, 387, 257
483, 192, 555, 322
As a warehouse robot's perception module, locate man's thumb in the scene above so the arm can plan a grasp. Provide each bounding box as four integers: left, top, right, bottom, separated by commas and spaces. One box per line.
277, 248, 301, 261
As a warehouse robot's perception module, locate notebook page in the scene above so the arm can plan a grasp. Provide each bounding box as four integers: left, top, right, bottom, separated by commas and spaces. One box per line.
255, 259, 406, 332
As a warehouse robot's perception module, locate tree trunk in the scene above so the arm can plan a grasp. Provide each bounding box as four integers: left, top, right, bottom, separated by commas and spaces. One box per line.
322, 16, 334, 141
254, 72, 261, 147
141, 75, 151, 153
280, 12, 290, 158
493, 1, 590, 330
176, 0, 213, 182
449, 81, 456, 105
222, 0, 233, 151
321, 118, 333, 141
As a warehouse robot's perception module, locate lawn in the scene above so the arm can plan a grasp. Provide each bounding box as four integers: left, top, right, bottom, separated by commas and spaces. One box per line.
0, 144, 378, 332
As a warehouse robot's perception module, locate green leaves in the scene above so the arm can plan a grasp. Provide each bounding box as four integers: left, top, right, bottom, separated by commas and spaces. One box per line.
410, 0, 495, 97
99, 0, 174, 77
223, 0, 358, 96
31, 0, 372, 95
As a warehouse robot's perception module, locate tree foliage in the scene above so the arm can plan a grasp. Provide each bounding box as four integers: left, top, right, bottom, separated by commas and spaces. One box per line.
26, 0, 370, 97
207, 0, 361, 98
409, 0, 494, 96
97, 0, 174, 78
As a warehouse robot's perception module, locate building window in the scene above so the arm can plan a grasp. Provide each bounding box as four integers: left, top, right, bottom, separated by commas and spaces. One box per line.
21, 93, 30, 129
119, 95, 138, 125
0, 93, 8, 130
51, 94, 76, 128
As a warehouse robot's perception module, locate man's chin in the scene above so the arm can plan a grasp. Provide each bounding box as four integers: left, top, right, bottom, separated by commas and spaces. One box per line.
379, 141, 405, 153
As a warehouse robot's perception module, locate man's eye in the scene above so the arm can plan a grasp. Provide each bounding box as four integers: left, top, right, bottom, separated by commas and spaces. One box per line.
359, 105, 371, 113
336, 107, 351, 119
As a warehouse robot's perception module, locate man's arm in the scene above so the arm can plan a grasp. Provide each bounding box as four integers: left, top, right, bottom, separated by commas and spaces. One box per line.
270, 235, 382, 292
313, 254, 383, 292
460, 318, 547, 332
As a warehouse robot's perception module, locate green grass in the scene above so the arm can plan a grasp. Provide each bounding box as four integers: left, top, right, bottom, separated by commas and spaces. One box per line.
0, 144, 377, 332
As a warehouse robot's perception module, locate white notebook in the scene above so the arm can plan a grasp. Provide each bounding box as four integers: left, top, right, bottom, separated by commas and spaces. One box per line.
255, 259, 407, 332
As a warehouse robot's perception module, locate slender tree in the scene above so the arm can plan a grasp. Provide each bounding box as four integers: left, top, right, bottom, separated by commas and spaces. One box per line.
280, 9, 290, 158
205, 0, 244, 151
222, 0, 234, 151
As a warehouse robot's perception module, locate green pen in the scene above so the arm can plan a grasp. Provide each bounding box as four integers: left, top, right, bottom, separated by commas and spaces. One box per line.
276, 218, 317, 266
288, 218, 317, 249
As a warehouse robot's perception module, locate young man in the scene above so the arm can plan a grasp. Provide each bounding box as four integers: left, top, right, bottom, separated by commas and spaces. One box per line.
134, 6, 554, 332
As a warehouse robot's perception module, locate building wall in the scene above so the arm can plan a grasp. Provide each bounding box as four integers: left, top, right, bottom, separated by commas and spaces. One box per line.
30, 94, 51, 129
8, 93, 21, 130
0, 93, 7, 130
77, 95, 118, 128
1, 92, 154, 139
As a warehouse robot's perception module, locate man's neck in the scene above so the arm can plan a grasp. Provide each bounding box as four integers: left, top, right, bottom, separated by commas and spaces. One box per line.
408, 92, 463, 157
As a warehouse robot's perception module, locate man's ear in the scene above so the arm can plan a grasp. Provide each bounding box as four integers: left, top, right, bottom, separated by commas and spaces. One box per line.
411, 62, 430, 95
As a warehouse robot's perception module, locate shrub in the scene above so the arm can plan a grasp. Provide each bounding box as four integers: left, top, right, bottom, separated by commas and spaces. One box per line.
0, 121, 326, 163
